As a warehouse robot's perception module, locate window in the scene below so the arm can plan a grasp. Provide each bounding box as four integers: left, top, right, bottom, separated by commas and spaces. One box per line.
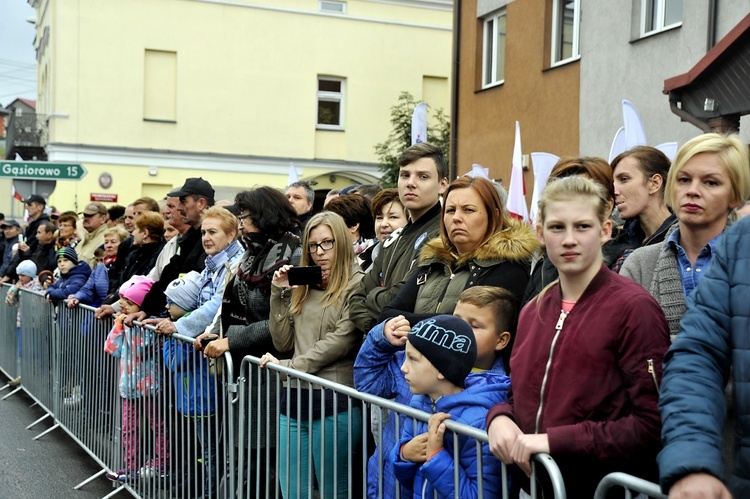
319, 1, 346, 14
482, 10, 506, 88
551, 0, 580, 65
317, 77, 344, 130
642, 0, 682, 35
144, 50, 177, 122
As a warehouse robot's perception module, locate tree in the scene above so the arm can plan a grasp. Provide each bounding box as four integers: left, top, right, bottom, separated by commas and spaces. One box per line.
374, 92, 451, 187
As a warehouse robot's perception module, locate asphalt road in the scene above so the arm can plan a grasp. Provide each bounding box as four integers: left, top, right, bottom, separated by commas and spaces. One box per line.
0, 381, 117, 499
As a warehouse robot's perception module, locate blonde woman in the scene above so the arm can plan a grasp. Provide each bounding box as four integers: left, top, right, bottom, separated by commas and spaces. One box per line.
260, 211, 364, 499
621, 133, 750, 340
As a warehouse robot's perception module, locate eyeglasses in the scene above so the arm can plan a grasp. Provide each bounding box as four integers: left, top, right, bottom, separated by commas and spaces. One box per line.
238, 213, 252, 224
307, 239, 335, 253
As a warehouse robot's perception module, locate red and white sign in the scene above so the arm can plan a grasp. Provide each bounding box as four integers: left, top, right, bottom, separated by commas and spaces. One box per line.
90, 193, 118, 202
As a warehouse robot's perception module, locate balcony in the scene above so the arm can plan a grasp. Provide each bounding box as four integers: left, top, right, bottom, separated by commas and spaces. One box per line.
5, 112, 48, 160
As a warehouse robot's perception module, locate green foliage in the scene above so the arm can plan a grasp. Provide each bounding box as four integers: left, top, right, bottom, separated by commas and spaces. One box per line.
374, 92, 451, 187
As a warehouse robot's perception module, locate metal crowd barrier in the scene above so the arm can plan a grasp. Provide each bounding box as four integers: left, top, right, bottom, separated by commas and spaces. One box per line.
594, 472, 667, 499
231, 354, 567, 499
0, 283, 20, 385
1, 291, 568, 498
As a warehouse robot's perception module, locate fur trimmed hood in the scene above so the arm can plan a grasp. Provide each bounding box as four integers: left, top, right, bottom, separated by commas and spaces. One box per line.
419, 218, 539, 267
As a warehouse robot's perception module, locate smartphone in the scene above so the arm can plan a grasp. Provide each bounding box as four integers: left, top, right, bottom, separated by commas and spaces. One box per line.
287, 266, 323, 286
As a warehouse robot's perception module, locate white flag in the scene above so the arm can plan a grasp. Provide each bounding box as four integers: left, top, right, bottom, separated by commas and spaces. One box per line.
287, 162, 299, 185
467, 164, 490, 179
608, 126, 627, 163
529, 152, 559, 226
411, 102, 428, 145
655, 142, 679, 162
622, 100, 648, 149
507, 121, 528, 221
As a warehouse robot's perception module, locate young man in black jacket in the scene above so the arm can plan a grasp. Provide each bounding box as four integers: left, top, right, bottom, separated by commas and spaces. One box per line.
349, 143, 448, 334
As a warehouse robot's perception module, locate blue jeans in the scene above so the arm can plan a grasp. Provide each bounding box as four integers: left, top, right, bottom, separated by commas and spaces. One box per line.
279, 408, 362, 499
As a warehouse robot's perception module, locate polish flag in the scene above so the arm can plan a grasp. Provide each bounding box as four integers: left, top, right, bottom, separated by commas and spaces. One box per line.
507, 121, 528, 221
12, 154, 25, 202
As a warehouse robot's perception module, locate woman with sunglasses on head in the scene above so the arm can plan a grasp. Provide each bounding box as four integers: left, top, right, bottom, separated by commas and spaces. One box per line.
260, 211, 364, 499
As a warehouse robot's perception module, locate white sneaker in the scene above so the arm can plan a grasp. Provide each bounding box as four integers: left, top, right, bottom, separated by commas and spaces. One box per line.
63, 386, 83, 407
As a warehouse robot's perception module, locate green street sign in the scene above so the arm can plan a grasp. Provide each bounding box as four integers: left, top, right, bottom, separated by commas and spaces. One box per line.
0, 161, 87, 180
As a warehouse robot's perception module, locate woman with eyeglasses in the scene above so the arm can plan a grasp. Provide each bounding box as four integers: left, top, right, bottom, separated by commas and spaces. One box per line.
610, 146, 676, 270
260, 211, 364, 499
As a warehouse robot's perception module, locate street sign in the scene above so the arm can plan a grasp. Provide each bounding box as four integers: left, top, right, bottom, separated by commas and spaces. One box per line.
0, 161, 87, 180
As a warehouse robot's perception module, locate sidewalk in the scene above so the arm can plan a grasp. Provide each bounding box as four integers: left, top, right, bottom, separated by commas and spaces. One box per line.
0, 380, 115, 499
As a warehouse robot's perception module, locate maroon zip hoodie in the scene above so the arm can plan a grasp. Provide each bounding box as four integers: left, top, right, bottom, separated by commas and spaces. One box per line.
486, 265, 670, 497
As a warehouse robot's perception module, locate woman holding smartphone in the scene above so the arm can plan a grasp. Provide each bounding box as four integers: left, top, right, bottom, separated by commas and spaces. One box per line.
260, 211, 364, 499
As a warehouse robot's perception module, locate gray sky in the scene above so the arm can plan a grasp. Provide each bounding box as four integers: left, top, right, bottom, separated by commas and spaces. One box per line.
0, 0, 38, 105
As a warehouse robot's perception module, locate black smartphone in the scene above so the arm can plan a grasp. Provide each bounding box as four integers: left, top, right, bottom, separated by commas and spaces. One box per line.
287, 266, 323, 286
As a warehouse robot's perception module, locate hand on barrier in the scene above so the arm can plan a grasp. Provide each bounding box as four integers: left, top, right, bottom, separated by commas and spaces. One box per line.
124, 311, 147, 326
259, 352, 279, 367
67, 296, 79, 308
95, 304, 116, 319
142, 317, 166, 327
384, 315, 410, 347
194, 332, 217, 351
488, 415, 524, 465
203, 337, 228, 358
114, 313, 126, 327
426, 412, 450, 459
401, 432, 429, 463
668, 473, 731, 499
510, 433, 550, 477
153, 318, 177, 335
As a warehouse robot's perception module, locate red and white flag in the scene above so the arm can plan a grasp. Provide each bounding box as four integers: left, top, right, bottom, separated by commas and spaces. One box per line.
507, 121, 528, 221
12, 154, 25, 202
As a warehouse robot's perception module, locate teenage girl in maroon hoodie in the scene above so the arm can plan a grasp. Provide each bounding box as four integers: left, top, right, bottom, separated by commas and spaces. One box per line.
486, 176, 670, 498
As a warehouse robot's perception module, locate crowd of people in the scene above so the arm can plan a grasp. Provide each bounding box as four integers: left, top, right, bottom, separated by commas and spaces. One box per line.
2, 134, 750, 498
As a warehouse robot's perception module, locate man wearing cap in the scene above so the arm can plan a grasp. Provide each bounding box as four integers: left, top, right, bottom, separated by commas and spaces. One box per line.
135, 178, 213, 320
23, 194, 51, 255
76, 202, 109, 269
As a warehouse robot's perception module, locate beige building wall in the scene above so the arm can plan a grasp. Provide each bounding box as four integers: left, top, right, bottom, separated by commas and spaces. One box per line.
25, 0, 452, 213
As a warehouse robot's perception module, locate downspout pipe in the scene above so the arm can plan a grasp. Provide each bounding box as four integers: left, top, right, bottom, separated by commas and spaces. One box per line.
707, 0, 718, 52
668, 93, 712, 133
449, 0, 461, 180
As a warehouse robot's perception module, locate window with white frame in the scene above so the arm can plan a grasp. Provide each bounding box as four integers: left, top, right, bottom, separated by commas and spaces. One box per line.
551, 0, 580, 65
319, 1, 346, 14
642, 0, 682, 35
317, 77, 344, 130
482, 10, 506, 88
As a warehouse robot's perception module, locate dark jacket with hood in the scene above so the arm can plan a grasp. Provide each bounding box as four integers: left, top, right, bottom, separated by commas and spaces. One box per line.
380, 219, 538, 326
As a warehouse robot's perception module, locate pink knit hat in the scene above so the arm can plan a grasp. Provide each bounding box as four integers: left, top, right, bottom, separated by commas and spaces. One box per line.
119, 275, 155, 307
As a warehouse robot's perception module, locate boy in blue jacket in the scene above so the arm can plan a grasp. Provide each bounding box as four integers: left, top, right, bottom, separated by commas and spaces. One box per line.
162, 273, 218, 499
44, 247, 91, 303
389, 314, 506, 498
354, 286, 514, 498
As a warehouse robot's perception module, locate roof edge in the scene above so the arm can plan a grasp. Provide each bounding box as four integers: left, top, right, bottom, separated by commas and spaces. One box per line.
663, 13, 750, 93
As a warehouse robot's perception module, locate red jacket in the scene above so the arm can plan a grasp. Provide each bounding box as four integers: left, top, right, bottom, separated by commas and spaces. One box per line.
487, 265, 670, 497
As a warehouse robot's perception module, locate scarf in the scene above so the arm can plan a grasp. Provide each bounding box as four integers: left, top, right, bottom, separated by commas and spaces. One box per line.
235, 231, 301, 299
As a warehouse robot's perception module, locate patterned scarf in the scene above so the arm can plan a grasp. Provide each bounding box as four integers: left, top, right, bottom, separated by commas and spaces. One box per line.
235, 231, 301, 298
